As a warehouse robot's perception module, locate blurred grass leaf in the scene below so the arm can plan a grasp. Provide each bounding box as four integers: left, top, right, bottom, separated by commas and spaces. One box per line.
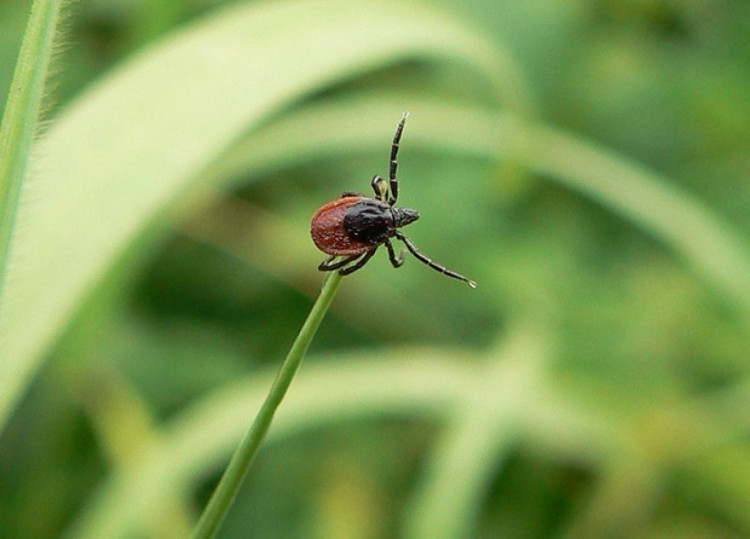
213, 94, 750, 322
72, 329, 750, 537
0, 0, 526, 431
404, 326, 550, 538
65, 348, 504, 537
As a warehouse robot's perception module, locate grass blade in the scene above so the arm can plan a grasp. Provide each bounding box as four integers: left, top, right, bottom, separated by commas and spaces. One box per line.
216, 96, 750, 323
0, 0, 518, 432
192, 270, 342, 538
0, 0, 66, 295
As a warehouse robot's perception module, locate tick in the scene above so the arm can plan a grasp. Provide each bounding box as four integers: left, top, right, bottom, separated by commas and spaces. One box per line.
310, 113, 476, 288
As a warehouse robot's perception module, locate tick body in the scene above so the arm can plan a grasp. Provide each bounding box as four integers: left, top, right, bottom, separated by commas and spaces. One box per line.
310, 113, 476, 288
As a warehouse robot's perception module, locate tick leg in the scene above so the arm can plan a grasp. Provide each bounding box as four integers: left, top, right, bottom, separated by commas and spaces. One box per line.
338, 248, 377, 275
318, 254, 361, 272
370, 175, 388, 202
388, 112, 408, 205
395, 231, 476, 288
385, 239, 404, 268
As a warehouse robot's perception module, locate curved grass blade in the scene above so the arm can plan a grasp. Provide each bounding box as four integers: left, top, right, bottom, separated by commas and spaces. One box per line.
0, 0, 526, 432
213, 95, 750, 324
66, 350, 481, 538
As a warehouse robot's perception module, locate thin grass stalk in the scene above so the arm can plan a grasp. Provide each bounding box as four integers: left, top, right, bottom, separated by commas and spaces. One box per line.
192, 270, 343, 538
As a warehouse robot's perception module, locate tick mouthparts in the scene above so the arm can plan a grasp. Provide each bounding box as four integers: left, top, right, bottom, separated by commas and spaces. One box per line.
393, 207, 419, 227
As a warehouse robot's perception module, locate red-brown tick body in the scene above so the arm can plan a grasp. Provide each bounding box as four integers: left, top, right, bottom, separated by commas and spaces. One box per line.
309, 113, 476, 288
311, 195, 419, 254
310, 196, 374, 255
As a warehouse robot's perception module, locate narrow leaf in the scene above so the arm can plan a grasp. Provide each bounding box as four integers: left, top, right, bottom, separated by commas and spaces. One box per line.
0, 0, 66, 295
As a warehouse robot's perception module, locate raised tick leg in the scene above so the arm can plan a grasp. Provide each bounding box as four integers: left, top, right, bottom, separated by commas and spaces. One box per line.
339, 248, 377, 275
385, 239, 404, 268
395, 231, 476, 287
318, 254, 361, 272
371, 175, 388, 202
388, 112, 408, 205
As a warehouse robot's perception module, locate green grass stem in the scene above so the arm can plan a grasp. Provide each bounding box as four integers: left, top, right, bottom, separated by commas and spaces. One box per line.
191, 270, 343, 538
0, 0, 66, 298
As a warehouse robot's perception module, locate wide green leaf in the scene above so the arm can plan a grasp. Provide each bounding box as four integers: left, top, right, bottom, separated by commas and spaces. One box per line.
0, 0, 523, 430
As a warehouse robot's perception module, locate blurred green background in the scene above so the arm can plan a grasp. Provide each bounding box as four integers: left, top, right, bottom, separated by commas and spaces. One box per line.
1, 0, 749, 537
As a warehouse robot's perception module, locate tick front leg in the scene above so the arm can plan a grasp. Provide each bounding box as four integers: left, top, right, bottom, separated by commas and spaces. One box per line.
388, 112, 408, 205
371, 175, 388, 202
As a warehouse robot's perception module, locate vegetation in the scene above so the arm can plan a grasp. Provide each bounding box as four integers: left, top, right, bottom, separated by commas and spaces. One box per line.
1, 0, 748, 537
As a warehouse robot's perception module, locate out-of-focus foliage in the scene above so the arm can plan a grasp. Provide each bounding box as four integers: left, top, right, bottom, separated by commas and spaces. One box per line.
1, 0, 748, 538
